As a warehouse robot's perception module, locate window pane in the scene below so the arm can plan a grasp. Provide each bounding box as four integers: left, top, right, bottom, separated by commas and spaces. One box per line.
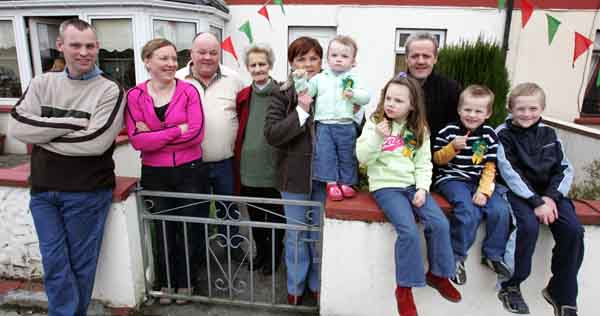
37, 23, 61, 73
93, 19, 135, 89
153, 20, 196, 68
209, 26, 222, 45
582, 53, 600, 115
0, 21, 21, 98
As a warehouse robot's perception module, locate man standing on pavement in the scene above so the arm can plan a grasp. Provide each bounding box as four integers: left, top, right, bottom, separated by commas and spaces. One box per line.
8, 18, 125, 316
397, 32, 461, 142
175, 32, 244, 252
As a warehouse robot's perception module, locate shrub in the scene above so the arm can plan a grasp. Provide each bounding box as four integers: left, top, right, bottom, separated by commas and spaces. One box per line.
569, 159, 600, 200
436, 36, 510, 127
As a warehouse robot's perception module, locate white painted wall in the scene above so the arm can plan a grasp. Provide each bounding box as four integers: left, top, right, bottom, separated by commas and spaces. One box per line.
114, 143, 141, 178
321, 218, 600, 316
0, 187, 145, 308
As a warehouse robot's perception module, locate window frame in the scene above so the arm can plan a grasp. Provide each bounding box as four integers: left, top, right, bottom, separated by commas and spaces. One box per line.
151, 16, 198, 68
209, 24, 223, 63
394, 28, 447, 54
0, 17, 29, 104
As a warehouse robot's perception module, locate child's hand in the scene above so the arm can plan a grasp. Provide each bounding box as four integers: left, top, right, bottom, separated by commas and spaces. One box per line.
534, 197, 558, 225
292, 69, 306, 79
472, 191, 488, 207
451, 131, 470, 151
375, 119, 391, 137
343, 88, 354, 99
412, 189, 426, 208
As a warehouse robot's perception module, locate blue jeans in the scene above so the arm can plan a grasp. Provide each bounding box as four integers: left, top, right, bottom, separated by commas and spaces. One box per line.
205, 158, 240, 237
30, 189, 112, 316
280, 180, 326, 295
436, 180, 510, 262
373, 187, 455, 287
313, 123, 358, 185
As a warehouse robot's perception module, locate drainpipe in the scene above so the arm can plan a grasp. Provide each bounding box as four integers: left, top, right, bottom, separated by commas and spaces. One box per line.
502, 0, 515, 59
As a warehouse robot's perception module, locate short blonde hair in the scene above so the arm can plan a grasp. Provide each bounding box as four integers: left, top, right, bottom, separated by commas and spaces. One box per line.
141, 38, 176, 61
243, 43, 275, 68
329, 35, 358, 58
508, 82, 546, 109
459, 84, 495, 114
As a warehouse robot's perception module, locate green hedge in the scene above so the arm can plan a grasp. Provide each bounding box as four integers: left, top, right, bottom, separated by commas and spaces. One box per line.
436, 37, 510, 127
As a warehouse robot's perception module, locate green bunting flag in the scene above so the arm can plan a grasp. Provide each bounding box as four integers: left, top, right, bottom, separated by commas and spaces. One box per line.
546, 14, 561, 45
498, 0, 505, 10
238, 21, 253, 43
274, 0, 286, 15
596, 70, 600, 88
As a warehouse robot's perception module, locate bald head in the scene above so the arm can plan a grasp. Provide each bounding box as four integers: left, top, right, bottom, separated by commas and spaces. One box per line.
190, 32, 221, 81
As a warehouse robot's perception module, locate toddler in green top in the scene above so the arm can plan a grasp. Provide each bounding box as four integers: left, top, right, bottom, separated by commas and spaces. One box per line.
293, 35, 371, 201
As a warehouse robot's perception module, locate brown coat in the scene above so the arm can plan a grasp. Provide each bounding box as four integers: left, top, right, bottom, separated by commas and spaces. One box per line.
264, 79, 315, 194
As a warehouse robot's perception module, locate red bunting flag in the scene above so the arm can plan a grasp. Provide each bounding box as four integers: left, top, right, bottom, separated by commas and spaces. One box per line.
573, 32, 593, 66
221, 36, 238, 61
521, 0, 534, 28
258, 5, 271, 25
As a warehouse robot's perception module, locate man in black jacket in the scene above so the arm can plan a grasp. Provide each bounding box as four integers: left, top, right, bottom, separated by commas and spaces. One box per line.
396, 31, 461, 143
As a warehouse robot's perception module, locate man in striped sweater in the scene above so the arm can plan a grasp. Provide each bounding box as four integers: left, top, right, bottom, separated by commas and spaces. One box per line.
8, 18, 125, 316
432, 85, 510, 287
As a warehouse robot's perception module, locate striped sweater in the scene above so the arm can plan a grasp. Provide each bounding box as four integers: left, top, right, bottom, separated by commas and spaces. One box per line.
432, 121, 498, 195
8, 71, 125, 192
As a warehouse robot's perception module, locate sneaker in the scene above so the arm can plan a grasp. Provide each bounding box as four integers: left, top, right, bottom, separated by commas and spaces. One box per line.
451, 261, 466, 285
395, 286, 417, 316
426, 271, 461, 303
482, 257, 512, 279
326, 183, 344, 201
542, 287, 578, 316
339, 184, 357, 198
498, 286, 530, 314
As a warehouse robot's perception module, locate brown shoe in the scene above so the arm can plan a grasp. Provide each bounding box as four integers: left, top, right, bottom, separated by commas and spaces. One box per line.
175, 287, 192, 305
426, 272, 462, 302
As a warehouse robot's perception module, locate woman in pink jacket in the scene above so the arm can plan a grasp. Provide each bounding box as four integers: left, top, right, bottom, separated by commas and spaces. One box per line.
125, 38, 207, 304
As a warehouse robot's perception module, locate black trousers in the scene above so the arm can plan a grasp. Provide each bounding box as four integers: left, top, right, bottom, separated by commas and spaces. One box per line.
502, 192, 584, 306
240, 186, 285, 267
141, 159, 210, 289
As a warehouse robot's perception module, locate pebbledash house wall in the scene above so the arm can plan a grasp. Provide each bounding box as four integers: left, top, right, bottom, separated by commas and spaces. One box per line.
224, 0, 600, 124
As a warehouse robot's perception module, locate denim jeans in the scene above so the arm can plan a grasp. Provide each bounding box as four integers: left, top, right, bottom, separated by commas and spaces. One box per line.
141, 159, 210, 290
436, 180, 510, 262
503, 193, 584, 306
280, 180, 326, 295
30, 188, 112, 316
313, 123, 358, 185
373, 186, 455, 287
205, 158, 240, 237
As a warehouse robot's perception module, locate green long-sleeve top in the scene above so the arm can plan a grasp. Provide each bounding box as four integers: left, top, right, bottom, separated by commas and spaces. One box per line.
356, 119, 432, 192
294, 69, 370, 122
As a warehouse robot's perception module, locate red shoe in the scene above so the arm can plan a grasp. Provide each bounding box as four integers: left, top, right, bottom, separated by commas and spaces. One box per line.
395, 286, 417, 316
326, 183, 344, 201
310, 290, 320, 301
339, 184, 357, 198
426, 272, 462, 303
287, 294, 302, 305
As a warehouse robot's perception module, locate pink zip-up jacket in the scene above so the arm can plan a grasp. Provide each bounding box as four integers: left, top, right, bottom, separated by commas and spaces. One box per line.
125, 79, 205, 167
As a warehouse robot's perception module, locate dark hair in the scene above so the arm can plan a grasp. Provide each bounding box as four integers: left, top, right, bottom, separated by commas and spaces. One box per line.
58, 18, 96, 39
287, 36, 323, 64
459, 84, 496, 113
141, 38, 177, 61
371, 77, 429, 148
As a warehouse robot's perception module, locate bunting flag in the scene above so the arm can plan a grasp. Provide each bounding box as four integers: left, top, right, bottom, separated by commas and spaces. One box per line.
521, 0, 534, 28
573, 32, 593, 66
258, 5, 271, 25
274, 0, 286, 15
596, 70, 600, 88
221, 36, 238, 62
546, 14, 561, 45
498, 0, 505, 10
238, 21, 254, 43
